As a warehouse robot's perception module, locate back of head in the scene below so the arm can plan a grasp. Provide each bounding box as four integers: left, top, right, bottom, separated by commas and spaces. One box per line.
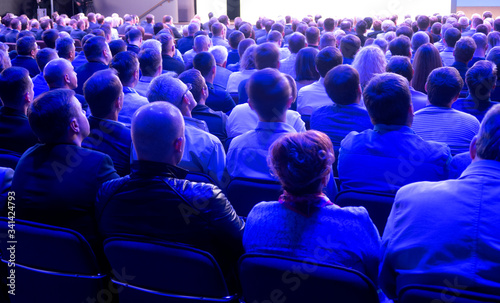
340, 34, 361, 59
431, 22, 442, 35
487, 46, 500, 71
466, 60, 497, 99
210, 45, 228, 66
373, 38, 388, 53
43, 58, 74, 88
28, 89, 76, 143
228, 30, 244, 49
218, 15, 229, 26
363, 73, 411, 125
84, 69, 123, 118
0, 67, 32, 107
240, 44, 257, 70
454, 37, 477, 63
389, 35, 411, 57
295, 47, 320, 81
110, 51, 139, 85
352, 46, 387, 87
472, 33, 488, 51
386, 55, 413, 82
126, 28, 142, 43
178, 68, 205, 103
356, 20, 367, 35
444, 27, 461, 47
42, 29, 59, 49
139, 48, 161, 77
187, 22, 199, 36
55, 37, 75, 60
324, 18, 335, 31
458, 17, 469, 30
494, 19, 500, 32
211, 22, 224, 37
396, 25, 413, 39
288, 32, 306, 54
417, 15, 430, 30
319, 32, 336, 49
17, 36, 37, 56
109, 39, 127, 57
305, 27, 320, 45
426, 67, 464, 106
193, 51, 215, 77
411, 31, 430, 51
476, 104, 500, 161
193, 34, 210, 52
271, 22, 284, 35
247, 68, 290, 120
488, 31, 500, 49
255, 42, 280, 69
148, 73, 188, 108
269, 130, 334, 195
315, 46, 343, 78
267, 30, 282, 44
324, 64, 360, 105
131, 101, 185, 163
35, 47, 58, 71
84, 36, 107, 61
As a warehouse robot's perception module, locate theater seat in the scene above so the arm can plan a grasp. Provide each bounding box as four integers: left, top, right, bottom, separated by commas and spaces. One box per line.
399, 284, 500, 303
103, 235, 237, 303
0, 218, 108, 302
239, 253, 380, 303
0, 149, 21, 170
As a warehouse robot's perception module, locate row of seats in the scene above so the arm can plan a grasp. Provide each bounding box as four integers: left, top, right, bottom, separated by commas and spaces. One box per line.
1, 218, 498, 303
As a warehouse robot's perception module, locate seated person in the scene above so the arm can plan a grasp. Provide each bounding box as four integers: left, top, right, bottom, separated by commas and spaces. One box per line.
311, 64, 373, 159
296, 47, 343, 115
75, 36, 111, 96
96, 101, 244, 288
380, 104, 500, 299
178, 69, 228, 145
243, 130, 381, 284
11, 36, 40, 77
82, 69, 132, 177
0, 67, 39, 156
338, 73, 452, 194
33, 48, 58, 98
413, 67, 480, 155
12, 89, 119, 250
453, 60, 499, 122
227, 68, 297, 180
451, 37, 476, 92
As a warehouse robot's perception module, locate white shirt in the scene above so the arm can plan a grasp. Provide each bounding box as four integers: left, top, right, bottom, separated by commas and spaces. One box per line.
226, 103, 306, 138
226, 69, 257, 93
296, 78, 333, 115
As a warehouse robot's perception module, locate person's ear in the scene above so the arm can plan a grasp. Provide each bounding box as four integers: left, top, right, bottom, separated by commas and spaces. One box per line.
470, 136, 478, 160
116, 93, 124, 110
69, 118, 79, 133
64, 73, 71, 84
174, 137, 183, 153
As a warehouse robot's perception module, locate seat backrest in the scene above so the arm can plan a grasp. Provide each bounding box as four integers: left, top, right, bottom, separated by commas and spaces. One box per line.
226, 177, 283, 217
0, 152, 20, 170
335, 190, 395, 235
144, 33, 153, 40
104, 236, 230, 298
74, 38, 83, 52
36, 40, 46, 49
5, 42, 16, 52
301, 114, 311, 130
0, 217, 100, 274
399, 284, 500, 303
239, 253, 379, 303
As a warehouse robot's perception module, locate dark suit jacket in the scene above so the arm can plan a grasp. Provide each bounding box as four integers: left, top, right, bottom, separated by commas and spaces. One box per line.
117, 22, 132, 35
206, 82, 236, 113
82, 116, 132, 177
162, 54, 185, 75
70, 28, 87, 41
227, 49, 239, 66
167, 24, 182, 39
192, 104, 228, 144
12, 143, 119, 249
11, 56, 41, 77
75, 61, 109, 95
127, 44, 141, 54
0, 107, 39, 155
87, 21, 100, 32
4, 30, 19, 43
177, 36, 194, 54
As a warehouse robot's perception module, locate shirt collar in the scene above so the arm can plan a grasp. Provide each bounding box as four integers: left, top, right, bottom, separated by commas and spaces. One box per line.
460, 160, 500, 179
256, 121, 296, 133
0, 106, 27, 118
374, 124, 415, 134
131, 160, 188, 179
139, 76, 154, 83
123, 86, 137, 94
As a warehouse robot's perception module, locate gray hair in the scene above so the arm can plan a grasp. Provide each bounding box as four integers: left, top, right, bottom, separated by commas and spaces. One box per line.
412, 31, 430, 51
141, 39, 162, 53
240, 45, 257, 71
209, 45, 228, 65
147, 73, 187, 108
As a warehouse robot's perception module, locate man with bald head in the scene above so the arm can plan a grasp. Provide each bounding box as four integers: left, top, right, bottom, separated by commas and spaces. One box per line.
146, 74, 228, 188
96, 101, 244, 288
183, 34, 211, 70
44, 58, 89, 115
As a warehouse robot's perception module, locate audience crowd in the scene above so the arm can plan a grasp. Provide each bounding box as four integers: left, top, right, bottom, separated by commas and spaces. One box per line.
1, 8, 500, 301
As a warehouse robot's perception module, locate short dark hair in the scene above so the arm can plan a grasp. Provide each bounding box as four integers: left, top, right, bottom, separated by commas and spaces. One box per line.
153, 22, 164, 35
319, 32, 336, 49
324, 65, 360, 105
340, 34, 361, 59
109, 39, 127, 57
386, 55, 413, 82
316, 46, 343, 78
396, 25, 413, 39
494, 19, 500, 32
126, 28, 142, 43
218, 15, 229, 26
356, 20, 367, 34
239, 23, 253, 39
426, 67, 463, 106
255, 42, 280, 69
28, 89, 76, 143
454, 37, 476, 63
84, 69, 122, 118
288, 32, 306, 54
178, 69, 205, 103
444, 27, 461, 47
417, 15, 430, 30
364, 17, 373, 29
139, 48, 162, 77
389, 35, 411, 57
42, 29, 58, 49
17, 36, 37, 56
35, 47, 58, 71
466, 60, 497, 99
324, 18, 335, 31
84, 36, 108, 60
193, 51, 215, 77
228, 30, 244, 49
271, 22, 284, 34
248, 68, 290, 120
476, 104, 500, 161
0, 67, 32, 107
157, 33, 174, 55
55, 37, 74, 60
305, 27, 320, 45
110, 51, 139, 84
295, 47, 320, 81
363, 73, 411, 125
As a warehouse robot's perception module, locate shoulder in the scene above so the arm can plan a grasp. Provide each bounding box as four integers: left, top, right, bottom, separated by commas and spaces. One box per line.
340, 130, 366, 147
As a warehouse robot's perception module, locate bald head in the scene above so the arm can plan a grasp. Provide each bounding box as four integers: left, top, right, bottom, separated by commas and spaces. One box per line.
44, 58, 77, 89
132, 101, 185, 164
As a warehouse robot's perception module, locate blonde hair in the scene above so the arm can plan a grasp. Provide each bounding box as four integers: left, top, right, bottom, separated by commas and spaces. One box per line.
352, 46, 387, 88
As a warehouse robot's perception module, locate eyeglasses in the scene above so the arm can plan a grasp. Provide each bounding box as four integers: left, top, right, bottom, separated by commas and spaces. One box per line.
180, 83, 192, 104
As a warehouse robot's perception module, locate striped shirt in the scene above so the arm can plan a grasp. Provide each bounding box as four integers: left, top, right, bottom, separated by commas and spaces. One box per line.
412, 105, 480, 155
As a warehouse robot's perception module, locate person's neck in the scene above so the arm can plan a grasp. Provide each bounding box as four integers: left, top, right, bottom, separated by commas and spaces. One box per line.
89, 57, 108, 65
97, 111, 119, 121
49, 83, 70, 90
129, 40, 140, 47
4, 104, 28, 115
205, 75, 214, 85
258, 113, 287, 123
473, 50, 486, 58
